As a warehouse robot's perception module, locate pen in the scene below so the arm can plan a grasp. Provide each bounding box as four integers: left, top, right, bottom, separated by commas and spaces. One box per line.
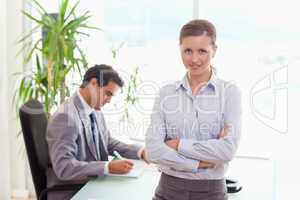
113, 150, 124, 160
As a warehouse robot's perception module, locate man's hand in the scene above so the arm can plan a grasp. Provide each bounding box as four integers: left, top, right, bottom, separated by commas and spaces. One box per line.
108, 160, 134, 174
198, 161, 216, 169
165, 139, 180, 151
141, 149, 150, 164
218, 124, 230, 139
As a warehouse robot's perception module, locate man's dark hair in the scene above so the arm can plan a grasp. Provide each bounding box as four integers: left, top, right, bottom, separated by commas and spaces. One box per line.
80, 64, 124, 88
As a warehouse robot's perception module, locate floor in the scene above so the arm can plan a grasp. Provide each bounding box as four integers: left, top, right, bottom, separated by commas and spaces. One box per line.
12, 198, 34, 200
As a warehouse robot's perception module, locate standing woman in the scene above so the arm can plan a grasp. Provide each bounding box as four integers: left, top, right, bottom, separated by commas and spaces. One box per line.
146, 19, 242, 200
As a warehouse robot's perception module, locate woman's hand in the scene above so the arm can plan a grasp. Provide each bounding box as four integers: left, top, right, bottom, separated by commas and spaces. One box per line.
218, 124, 231, 139
198, 161, 216, 169
165, 139, 180, 151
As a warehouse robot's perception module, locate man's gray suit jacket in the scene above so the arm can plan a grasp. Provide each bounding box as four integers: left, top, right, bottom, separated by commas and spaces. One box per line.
46, 93, 141, 199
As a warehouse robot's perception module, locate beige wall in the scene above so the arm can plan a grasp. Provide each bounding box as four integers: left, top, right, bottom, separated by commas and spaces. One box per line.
0, 0, 11, 199
1, 0, 30, 199
1, 0, 105, 198
7, 0, 28, 193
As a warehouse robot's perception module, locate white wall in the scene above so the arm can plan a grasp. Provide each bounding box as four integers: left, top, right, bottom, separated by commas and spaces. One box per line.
0, 0, 11, 199
1, 1, 106, 198
1, 0, 29, 198
7, 0, 29, 196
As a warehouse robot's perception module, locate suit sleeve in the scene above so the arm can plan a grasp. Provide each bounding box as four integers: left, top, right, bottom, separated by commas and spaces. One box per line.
99, 112, 142, 159
47, 112, 106, 181
107, 135, 141, 159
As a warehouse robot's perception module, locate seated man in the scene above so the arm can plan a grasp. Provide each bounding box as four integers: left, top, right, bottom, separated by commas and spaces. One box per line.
46, 64, 147, 199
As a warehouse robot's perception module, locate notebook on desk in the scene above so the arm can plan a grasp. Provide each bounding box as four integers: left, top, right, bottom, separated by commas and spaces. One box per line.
106, 159, 147, 178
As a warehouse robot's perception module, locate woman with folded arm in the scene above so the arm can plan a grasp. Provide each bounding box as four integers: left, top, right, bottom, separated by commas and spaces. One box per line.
146, 19, 242, 200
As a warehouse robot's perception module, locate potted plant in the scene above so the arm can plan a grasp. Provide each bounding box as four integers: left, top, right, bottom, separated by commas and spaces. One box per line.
15, 0, 99, 117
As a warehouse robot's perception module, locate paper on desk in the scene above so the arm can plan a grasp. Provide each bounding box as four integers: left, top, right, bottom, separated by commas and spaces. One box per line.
106, 159, 147, 178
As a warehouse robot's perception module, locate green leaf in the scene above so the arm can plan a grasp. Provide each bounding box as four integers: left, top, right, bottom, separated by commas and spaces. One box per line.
25, 38, 42, 63
66, 86, 70, 97
30, 0, 48, 15
79, 24, 101, 31
28, 87, 34, 99
75, 31, 90, 37
64, 0, 80, 22
42, 13, 57, 28
18, 78, 25, 99
36, 54, 41, 72
15, 0, 99, 118
22, 84, 30, 102
12, 72, 25, 76
16, 40, 30, 57
59, 0, 69, 24
17, 25, 41, 43
22, 10, 48, 27
63, 15, 91, 32
76, 44, 88, 68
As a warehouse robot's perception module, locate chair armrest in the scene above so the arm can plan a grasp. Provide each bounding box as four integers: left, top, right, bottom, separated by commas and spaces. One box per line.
39, 183, 84, 200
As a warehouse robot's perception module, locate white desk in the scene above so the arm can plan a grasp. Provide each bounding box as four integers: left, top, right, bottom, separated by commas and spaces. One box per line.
71, 158, 275, 200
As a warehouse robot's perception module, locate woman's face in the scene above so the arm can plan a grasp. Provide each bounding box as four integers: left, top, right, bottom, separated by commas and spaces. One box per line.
180, 35, 216, 77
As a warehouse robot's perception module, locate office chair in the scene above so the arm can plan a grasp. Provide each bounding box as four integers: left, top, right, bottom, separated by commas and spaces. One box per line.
19, 100, 83, 200
226, 178, 242, 193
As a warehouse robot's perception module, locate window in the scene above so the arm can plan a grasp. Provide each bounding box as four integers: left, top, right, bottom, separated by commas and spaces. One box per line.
34, 0, 299, 159
196, 0, 300, 158
101, 0, 194, 141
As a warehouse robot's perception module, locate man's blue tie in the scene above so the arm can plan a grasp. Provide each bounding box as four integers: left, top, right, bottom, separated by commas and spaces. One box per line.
89, 113, 108, 161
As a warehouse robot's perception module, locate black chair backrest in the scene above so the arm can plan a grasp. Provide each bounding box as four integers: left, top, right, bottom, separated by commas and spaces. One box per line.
19, 100, 49, 198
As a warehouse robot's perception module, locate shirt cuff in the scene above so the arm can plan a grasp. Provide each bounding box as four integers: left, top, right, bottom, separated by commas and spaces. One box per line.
175, 140, 198, 172
178, 139, 194, 158
137, 147, 144, 159
104, 161, 109, 175
186, 158, 199, 173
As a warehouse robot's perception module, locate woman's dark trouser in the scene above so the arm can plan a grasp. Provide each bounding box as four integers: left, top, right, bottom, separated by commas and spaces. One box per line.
153, 173, 228, 200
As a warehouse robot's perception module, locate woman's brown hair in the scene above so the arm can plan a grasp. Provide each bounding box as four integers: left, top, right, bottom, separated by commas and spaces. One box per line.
179, 19, 216, 46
